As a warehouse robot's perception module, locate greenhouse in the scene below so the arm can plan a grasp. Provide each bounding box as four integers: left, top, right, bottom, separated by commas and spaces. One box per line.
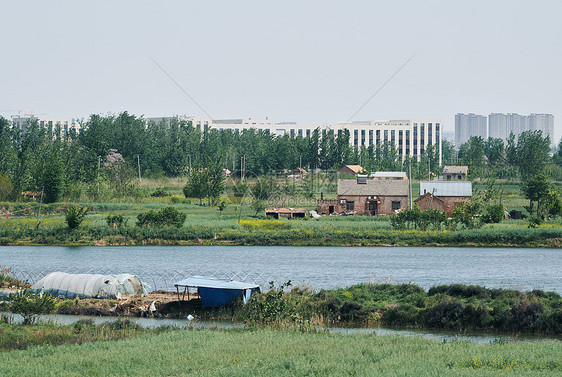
31, 272, 147, 299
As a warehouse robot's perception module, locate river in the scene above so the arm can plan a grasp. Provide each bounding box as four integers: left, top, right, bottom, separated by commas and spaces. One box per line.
1, 246, 560, 293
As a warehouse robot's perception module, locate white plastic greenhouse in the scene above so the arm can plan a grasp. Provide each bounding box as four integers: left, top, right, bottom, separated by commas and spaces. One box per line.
31, 272, 147, 299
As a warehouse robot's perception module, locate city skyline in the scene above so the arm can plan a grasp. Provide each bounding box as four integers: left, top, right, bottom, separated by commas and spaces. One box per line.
1, 1, 561, 142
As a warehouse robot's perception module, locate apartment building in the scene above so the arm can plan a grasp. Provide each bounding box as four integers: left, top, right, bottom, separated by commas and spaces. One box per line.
455, 113, 487, 147
11, 115, 81, 135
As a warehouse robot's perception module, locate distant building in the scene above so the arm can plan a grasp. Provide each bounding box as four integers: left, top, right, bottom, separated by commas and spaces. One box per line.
337, 165, 365, 176
416, 181, 472, 215
317, 177, 408, 216
11, 115, 81, 135
147, 116, 443, 164
442, 166, 468, 181
488, 113, 554, 145
455, 113, 487, 147
369, 171, 408, 180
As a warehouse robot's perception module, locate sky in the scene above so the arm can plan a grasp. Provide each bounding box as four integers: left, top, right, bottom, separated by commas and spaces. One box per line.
1, 0, 561, 140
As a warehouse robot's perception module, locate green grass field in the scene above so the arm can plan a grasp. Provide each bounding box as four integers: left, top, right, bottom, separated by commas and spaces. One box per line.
0, 328, 560, 376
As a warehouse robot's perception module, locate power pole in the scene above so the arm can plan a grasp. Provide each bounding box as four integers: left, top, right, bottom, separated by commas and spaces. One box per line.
136, 154, 142, 186
36, 187, 44, 229
408, 159, 413, 209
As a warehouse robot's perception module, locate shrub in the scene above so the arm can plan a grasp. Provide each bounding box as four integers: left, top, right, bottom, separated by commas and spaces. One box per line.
9, 290, 55, 324
151, 188, 167, 197
136, 206, 186, 228
65, 205, 88, 230
482, 203, 505, 223
106, 214, 128, 228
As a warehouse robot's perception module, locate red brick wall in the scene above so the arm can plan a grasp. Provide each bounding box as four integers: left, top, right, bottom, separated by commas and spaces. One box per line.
319, 196, 408, 215
416, 195, 471, 215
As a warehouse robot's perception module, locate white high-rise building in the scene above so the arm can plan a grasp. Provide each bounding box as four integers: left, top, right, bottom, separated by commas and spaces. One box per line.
488, 113, 554, 144
455, 113, 487, 147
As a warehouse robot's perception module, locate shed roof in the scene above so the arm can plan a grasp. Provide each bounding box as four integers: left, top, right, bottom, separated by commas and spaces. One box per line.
370, 171, 407, 179
419, 181, 472, 197
174, 276, 260, 290
338, 179, 408, 196
338, 165, 364, 174
443, 166, 468, 175
265, 208, 306, 214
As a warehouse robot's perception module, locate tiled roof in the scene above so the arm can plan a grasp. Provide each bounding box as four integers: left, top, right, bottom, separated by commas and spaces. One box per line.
443, 166, 468, 174
338, 179, 408, 196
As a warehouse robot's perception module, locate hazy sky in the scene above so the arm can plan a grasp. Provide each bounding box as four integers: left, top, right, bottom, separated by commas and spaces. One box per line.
1, 0, 561, 140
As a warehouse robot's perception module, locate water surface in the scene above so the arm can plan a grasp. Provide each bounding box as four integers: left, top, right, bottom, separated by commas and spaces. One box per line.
1, 246, 560, 292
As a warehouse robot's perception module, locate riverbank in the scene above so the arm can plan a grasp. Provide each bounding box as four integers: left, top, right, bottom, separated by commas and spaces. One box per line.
2, 283, 561, 336
0, 326, 560, 376
2, 223, 562, 248
2, 197, 562, 248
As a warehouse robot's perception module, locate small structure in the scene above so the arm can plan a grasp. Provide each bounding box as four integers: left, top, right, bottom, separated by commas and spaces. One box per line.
416, 181, 472, 215
369, 171, 408, 180
337, 165, 365, 176
265, 208, 306, 219
290, 167, 308, 178
222, 169, 232, 176
317, 177, 408, 215
174, 276, 261, 307
31, 272, 147, 299
442, 166, 468, 181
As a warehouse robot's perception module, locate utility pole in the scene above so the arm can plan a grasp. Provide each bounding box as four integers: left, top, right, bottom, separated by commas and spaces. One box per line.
36, 187, 44, 229
188, 155, 192, 176
408, 159, 413, 209
136, 154, 142, 186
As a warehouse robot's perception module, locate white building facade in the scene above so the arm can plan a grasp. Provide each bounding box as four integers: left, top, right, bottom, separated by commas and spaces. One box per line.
11, 115, 81, 135
455, 113, 487, 147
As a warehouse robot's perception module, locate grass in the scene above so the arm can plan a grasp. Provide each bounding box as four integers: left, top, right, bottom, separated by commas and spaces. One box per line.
0, 319, 148, 351
0, 177, 561, 247
0, 328, 559, 376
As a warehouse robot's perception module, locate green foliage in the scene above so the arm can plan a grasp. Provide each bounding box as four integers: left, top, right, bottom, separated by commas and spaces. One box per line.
151, 188, 167, 197
0, 173, 15, 201
250, 200, 267, 217
65, 205, 88, 230
451, 202, 481, 229
0, 266, 29, 288
136, 206, 186, 228
390, 206, 447, 231
9, 290, 55, 324
517, 130, 550, 179
482, 203, 504, 224
106, 214, 128, 228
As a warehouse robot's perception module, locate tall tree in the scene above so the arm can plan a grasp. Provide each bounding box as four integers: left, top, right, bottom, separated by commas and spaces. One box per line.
517, 130, 550, 180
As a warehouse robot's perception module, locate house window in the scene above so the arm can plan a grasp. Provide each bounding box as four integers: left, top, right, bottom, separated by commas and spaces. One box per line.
458, 175, 462, 179
392, 201, 401, 211
346, 201, 355, 211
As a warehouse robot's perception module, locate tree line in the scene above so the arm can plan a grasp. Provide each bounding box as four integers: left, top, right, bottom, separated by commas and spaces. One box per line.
0, 112, 559, 204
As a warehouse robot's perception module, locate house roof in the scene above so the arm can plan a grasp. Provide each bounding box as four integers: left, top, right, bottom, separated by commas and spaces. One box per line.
338, 179, 408, 196
443, 166, 468, 175
338, 165, 364, 174
370, 171, 407, 179
414, 192, 445, 203
419, 181, 472, 197
265, 208, 306, 214
174, 276, 260, 290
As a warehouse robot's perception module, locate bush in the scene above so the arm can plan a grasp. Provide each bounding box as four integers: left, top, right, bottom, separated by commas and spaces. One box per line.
9, 290, 55, 324
482, 203, 505, 223
65, 205, 88, 230
151, 188, 167, 197
106, 214, 128, 228
136, 206, 186, 228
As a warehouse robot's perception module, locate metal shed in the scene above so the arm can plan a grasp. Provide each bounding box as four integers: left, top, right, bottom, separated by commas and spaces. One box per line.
174, 276, 261, 307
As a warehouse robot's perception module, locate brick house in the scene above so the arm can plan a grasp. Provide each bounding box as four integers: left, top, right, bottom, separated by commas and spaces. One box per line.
415, 181, 472, 215
442, 166, 468, 181
317, 177, 409, 215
